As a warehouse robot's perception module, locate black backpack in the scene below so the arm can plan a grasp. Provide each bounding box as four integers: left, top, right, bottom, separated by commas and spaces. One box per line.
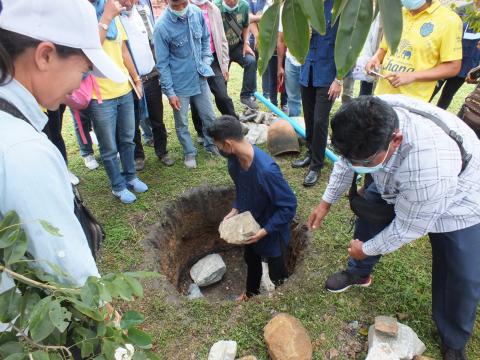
0, 98, 104, 259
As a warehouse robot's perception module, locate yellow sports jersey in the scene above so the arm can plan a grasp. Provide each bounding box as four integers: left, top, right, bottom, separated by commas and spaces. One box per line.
375, 1, 462, 101
93, 18, 132, 100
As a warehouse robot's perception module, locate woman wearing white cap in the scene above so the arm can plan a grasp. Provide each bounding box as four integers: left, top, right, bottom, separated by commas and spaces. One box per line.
0, 0, 126, 293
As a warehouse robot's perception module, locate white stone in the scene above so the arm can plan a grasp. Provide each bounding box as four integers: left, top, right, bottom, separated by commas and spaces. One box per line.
207, 340, 237, 360
187, 283, 204, 299
368, 323, 426, 360
190, 254, 226, 287
366, 343, 399, 360
218, 211, 261, 245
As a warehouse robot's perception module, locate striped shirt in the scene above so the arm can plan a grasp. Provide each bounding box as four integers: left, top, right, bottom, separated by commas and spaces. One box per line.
322, 94, 480, 256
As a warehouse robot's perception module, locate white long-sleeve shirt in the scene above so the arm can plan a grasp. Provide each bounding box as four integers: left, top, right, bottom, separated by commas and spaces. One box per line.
0, 79, 99, 294
323, 94, 480, 256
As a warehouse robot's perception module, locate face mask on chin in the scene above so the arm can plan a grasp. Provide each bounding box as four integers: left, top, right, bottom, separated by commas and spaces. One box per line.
170, 3, 189, 17
400, 0, 427, 10
222, 0, 238, 12
191, 0, 208, 5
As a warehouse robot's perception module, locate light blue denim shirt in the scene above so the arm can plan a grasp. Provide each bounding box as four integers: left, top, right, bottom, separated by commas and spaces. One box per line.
153, 4, 214, 97
0, 79, 100, 297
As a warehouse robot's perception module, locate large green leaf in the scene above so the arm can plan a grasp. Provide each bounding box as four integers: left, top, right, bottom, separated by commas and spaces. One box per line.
378, 0, 403, 54
0, 211, 20, 249
4, 354, 26, 360
0, 341, 24, 358
334, 0, 374, 78
123, 274, 143, 298
4, 231, 27, 265
120, 311, 145, 330
31, 351, 50, 360
258, 2, 281, 75
299, 0, 326, 35
126, 328, 152, 349
282, 0, 310, 64
18, 289, 42, 329
332, 0, 349, 25
0, 287, 21, 323
28, 296, 56, 342
48, 300, 71, 333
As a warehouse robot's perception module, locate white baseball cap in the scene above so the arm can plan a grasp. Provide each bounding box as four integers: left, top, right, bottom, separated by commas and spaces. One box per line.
0, 0, 127, 83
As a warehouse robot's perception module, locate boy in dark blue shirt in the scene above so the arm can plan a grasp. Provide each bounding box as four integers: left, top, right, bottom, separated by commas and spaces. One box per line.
208, 115, 297, 298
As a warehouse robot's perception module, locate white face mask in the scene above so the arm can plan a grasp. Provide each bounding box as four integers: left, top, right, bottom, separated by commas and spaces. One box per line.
191, 0, 208, 5
170, 3, 189, 17
400, 0, 427, 10
222, 0, 238, 12
346, 142, 392, 174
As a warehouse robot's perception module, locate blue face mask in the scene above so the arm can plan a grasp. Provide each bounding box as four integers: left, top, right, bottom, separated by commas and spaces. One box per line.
346, 142, 392, 174
222, 0, 239, 12
170, 4, 189, 17
400, 0, 427, 10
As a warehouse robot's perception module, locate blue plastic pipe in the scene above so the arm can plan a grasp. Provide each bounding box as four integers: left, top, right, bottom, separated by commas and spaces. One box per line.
254, 91, 339, 162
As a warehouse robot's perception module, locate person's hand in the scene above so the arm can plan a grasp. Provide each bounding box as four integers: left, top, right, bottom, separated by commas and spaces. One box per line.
223, 208, 239, 221
365, 55, 381, 75
223, 70, 230, 82
134, 80, 143, 99
307, 201, 331, 231
168, 96, 181, 111
385, 72, 417, 88
328, 80, 342, 101
103, 0, 124, 22
245, 228, 268, 244
243, 43, 255, 58
277, 66, 285, 90
348, 239, 367, 260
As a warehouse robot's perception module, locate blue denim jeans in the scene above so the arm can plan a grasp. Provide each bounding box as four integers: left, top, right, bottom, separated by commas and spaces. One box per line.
174, 79, 216, 156
72, 108, 94, 158
88, 92, 136, 192
285, 57, 302, 117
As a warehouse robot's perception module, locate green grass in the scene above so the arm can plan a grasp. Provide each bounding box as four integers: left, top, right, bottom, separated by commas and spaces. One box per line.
64, 66, 480, 359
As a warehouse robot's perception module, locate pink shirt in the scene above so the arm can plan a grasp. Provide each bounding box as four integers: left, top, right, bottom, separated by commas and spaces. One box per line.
200, 5, 215, 53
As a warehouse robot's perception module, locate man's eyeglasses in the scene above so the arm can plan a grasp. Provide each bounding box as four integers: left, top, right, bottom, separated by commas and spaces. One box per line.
340, 132, 397, 166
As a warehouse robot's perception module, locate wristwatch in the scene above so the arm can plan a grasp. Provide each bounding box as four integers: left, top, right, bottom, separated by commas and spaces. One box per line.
98, 22, 109, 31
334, 78, 343, 86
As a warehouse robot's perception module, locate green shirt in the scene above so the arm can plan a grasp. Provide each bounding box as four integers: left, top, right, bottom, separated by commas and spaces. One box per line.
215, 0, 250, 48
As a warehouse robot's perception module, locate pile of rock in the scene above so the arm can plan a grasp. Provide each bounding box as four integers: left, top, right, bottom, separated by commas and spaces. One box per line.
366, 316, 426, 360
239, 109, 278, 145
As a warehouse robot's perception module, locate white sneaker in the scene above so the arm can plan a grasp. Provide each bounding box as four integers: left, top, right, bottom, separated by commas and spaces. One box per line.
184, 154, 197, 169
83, 155, 99, 170
69, 171, 80, 186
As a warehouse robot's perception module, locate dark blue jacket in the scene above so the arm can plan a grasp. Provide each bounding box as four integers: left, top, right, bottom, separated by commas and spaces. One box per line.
299, 0, 337, 88
228, 146, 297, 257
459, 23, 480, 78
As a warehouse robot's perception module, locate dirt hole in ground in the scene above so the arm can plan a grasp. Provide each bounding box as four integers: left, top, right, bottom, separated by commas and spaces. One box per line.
147, 185, 309, 301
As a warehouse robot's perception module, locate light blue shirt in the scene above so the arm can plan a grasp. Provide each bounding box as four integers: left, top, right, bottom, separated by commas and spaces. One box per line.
0, 79, 99, 295
153, 4, 214, 97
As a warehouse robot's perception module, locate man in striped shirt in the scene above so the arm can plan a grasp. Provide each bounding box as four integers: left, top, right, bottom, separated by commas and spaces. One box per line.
308, 95, 480, 360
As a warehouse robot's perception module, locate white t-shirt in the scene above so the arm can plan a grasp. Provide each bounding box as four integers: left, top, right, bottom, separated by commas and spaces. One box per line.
278, 7, 301, 67
120, 7, 156, 76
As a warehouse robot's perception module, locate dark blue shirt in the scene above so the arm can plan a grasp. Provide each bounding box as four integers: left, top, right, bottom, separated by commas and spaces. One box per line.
299, 0, 338, 88
459, 23, 480, 78
228, 146, 297, 258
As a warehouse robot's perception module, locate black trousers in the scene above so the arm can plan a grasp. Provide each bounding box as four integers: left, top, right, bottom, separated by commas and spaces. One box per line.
349, 184, 480, 350
44, 104, 67, 164
192, 54, 236, 136
244, 245, 288, 297
133, 75, 169, 159
430, 76, 465, 110
301, 81, 334, 171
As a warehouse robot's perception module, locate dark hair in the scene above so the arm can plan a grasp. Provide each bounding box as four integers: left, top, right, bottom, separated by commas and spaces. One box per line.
331, 96, 399, 160
207, 115, 244, 142
0, 28, 84, 84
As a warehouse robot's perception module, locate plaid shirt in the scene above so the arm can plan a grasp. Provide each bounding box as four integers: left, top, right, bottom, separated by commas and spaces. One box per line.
323, 95, 480, 256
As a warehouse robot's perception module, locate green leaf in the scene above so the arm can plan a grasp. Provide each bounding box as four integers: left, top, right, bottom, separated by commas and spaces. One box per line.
4, 231, 28, 265
4, 354, 26, 360
0, 287, 21, 323
132, 353, 148, 360
97, 322, 107, 337
48, 300, 71, 333
0, 332, 17, 347
143, 351, 161, 360
0, 211, 20, 249
18, 290, 42, 329
332, 0, 349, 25
120, 311, 145, 330
102, 339, 119, 359
299, 0, 326, 35
0, 341, 24, 357
70, 299, 103, 321
28, 296, 56, 342
81, 278, 100, 307
334, 0, 374, 78
80, 341, 95, 359
123, 275, 143, 298
97, 282, 112, 303
258, 1, 281, 75
112, 277, 134, 301
39, 220, 62, 237
378, 0, 403, 54
126, 328, 152, 349
31, 350, 50, 360
282, 0, 310, 65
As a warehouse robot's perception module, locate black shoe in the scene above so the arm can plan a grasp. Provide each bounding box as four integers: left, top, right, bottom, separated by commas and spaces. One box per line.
303, 170, 319, 187
292, 156, 311, 168
240, 96, 259, 110
159, 154, 175, 166
325, 270, 372, 293
135, 158, 145, 171
442, 345, 468, 360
